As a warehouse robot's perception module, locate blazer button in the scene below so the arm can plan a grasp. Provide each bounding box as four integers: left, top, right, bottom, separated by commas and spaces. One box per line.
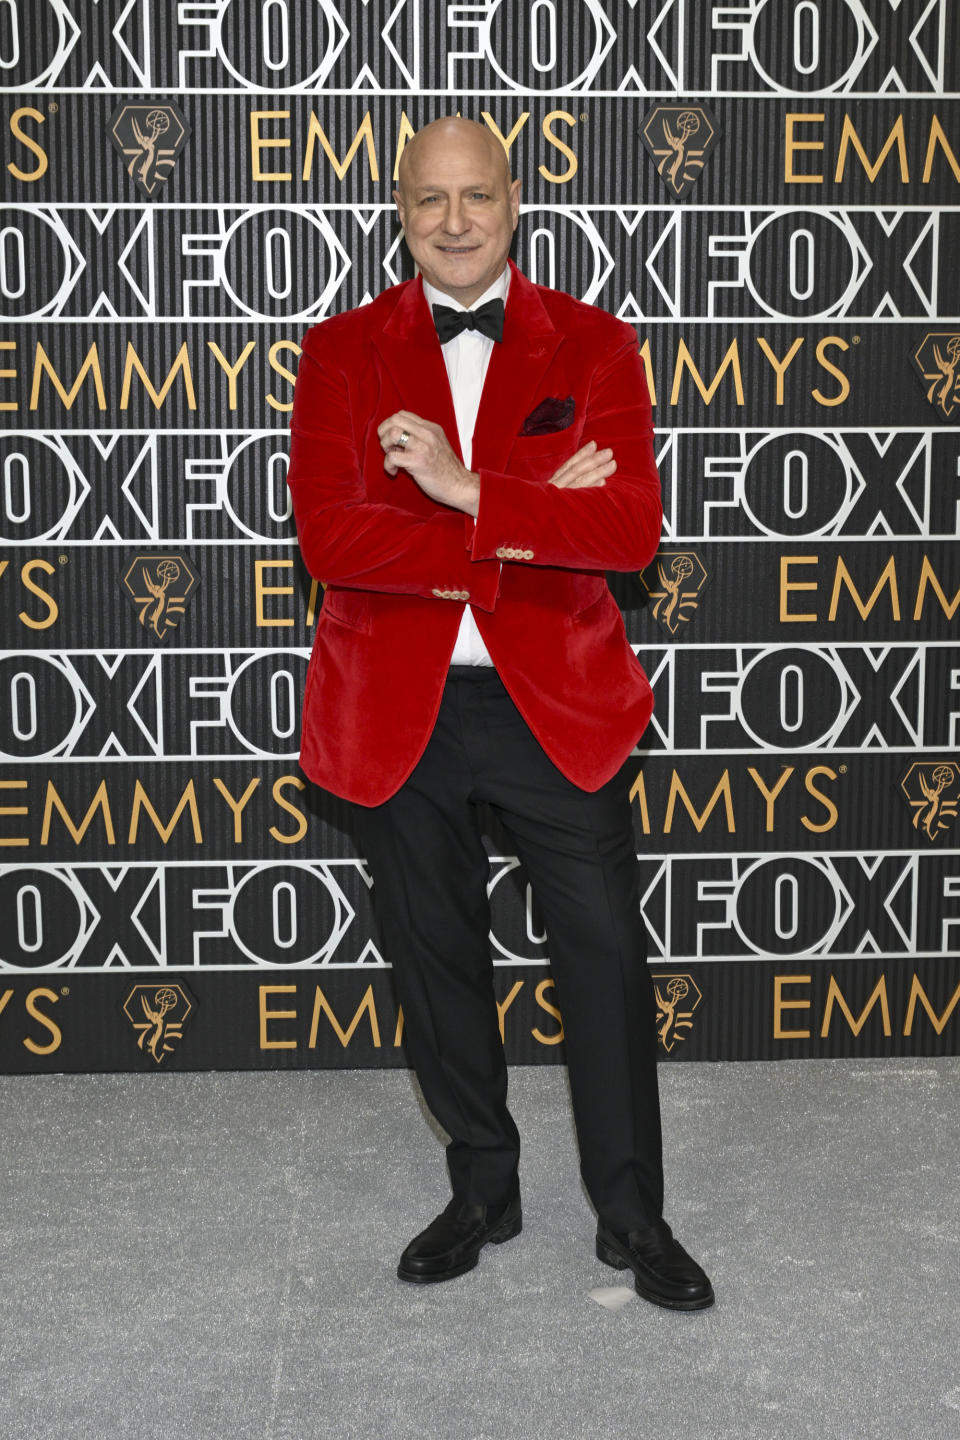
459, 590, 470, 601
523, 549, 534, 560
496, 546, 507, 559
432, 587, 443, 598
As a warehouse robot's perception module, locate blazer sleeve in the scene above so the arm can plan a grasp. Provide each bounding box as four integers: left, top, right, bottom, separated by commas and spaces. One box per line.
470, 328, 662, 573
287, 329, 501, 611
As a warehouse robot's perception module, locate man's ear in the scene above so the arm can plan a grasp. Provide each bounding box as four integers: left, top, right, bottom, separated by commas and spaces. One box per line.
392, 189, 405, 227
509, 177, 522, 228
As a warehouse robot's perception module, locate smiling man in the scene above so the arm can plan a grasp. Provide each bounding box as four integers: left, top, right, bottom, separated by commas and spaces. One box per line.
397, 117, 521, 306
287, 117, 713, 1310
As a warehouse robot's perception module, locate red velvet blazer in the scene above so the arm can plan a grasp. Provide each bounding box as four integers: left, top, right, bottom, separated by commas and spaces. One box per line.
287, 261, 662, 806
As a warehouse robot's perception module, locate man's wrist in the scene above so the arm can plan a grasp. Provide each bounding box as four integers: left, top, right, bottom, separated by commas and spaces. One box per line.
458, 469, 481, 517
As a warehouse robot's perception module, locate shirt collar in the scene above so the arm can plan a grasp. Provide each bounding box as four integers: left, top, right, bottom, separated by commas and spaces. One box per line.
423, 266, 510, 318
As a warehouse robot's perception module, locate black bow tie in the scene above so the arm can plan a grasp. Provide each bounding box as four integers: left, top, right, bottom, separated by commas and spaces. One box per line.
432, 298, 505, 345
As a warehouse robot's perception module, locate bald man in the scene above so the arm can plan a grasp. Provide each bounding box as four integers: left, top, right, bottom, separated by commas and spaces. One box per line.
288, 118, 713, 1310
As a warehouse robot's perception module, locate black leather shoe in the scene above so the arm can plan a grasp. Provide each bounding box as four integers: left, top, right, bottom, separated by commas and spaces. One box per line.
596, 1218, 714, 1311
397, 1195, 522, 1284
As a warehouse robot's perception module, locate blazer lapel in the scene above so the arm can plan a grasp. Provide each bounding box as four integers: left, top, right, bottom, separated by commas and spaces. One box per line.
371, 278, 463, 461
472, 261, 562, 474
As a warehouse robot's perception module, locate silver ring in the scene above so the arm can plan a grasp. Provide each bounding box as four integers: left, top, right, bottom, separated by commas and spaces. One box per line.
397, 430, 410, 449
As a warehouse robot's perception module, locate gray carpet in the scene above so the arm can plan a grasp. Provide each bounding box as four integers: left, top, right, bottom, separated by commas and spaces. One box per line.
1, 1059, 957, 1440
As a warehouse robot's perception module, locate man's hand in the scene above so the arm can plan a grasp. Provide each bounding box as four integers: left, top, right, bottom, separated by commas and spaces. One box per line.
548, 441, 616, 490
379, 411, 480, 516
379, 412, 617, 516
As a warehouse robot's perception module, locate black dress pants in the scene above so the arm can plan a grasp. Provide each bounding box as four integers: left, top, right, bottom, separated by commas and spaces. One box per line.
353, 667, 664, 1231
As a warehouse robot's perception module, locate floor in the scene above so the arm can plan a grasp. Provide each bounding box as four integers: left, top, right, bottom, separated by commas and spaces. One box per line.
1, 1059, 958, 1440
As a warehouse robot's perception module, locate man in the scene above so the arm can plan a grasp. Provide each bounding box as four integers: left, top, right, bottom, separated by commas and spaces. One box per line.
288, 117, 712, 1310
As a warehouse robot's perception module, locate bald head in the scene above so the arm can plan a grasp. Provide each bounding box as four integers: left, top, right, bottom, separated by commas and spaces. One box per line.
393, 116, 521, 308
397, 117, 512, 196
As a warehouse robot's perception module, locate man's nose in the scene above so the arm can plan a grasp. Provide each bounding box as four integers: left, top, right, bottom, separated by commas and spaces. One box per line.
443, 201, 469, 234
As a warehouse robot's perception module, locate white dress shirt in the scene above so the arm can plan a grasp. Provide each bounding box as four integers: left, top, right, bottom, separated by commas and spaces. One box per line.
422, 268, 510, 667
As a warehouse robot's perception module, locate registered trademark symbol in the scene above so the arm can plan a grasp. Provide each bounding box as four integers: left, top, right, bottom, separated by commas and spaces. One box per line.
61, 987, 69, 996
852, 336, 861, 344
839, 765, 848, 774
48, 102, 58, 114
58, 554, 68, 564
579, 113, 588, 121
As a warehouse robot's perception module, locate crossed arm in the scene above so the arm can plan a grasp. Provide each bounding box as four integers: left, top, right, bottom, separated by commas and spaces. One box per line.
287, 327, 662, 608
377, 410, 616, 516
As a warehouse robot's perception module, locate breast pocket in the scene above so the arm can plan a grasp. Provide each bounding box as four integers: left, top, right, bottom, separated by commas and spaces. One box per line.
510, 425, 584, 477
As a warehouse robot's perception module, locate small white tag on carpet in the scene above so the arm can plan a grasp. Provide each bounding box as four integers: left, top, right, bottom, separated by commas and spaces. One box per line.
589, 1285, 636, 1311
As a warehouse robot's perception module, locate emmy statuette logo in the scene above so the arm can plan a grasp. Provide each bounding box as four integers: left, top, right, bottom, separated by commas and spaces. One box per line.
911, 332, 960, 420
109, 102, 191, 198
900, 761, 960, 842
121, 553, 199, 641
122, 984, 195, 1064
654, 974, 702, 1053
640, 550, 708, 634
640, 104, 720, 200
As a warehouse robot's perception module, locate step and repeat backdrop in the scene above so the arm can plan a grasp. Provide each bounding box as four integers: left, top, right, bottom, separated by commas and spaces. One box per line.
1, 0, 958, 1072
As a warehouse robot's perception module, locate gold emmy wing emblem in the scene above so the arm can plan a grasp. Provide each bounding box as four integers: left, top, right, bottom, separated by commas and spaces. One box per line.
121, 553, 199, 641
122, 984, 194, 1064
640, 104, 720, 200
108, 102, 191, 199
911, 332, 960, 420
653, 973, 702, 1054
900, 761, 960, 842
640, 550, 708, 634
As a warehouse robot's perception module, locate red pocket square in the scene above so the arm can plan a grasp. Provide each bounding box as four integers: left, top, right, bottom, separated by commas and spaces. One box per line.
519, 395, 575, 436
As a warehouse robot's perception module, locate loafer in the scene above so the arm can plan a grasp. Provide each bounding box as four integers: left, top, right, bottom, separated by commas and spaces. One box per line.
596, 1217, 714, 1311
397, 1194, 522, 1283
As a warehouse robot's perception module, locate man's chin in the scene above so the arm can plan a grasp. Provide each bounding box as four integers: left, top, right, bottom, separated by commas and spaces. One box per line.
433, 260, 484, 285
422, 259, 500, 303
